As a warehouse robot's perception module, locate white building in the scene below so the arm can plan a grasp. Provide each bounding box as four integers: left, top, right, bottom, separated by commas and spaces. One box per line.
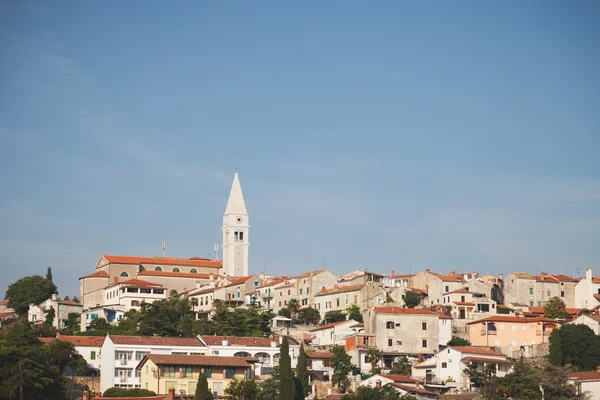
574, 268, 600, 310
569, 369, 600, 400
41, 334, 104, 371
199, 335, 300, 376
569, 314, 600, 335
314, 284, 364, 319
81, 306, 126, 331
99, 335, 206, 392
222, 173, 249, 277
438, 314, 453, 347
361, 374, 419, 389
442, 288, 497, 320
28, 294, 83, 329
432, 346, 513, 390
386, 382, 438, 400
309, 319, 359, 346
102, 278, 167, 311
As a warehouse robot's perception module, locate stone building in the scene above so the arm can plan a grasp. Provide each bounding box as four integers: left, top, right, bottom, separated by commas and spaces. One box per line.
504, 272, 580, 308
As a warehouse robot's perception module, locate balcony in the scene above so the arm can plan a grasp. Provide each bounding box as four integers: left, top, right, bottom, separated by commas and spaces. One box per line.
481, 330, 496, 335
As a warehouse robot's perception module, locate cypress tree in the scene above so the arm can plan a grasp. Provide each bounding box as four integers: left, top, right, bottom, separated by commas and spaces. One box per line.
46, 266, 53, 282
195, 371, 213, 400
279, 337, 295, 400
295, 343, 309, 398
548, 329, 562, 366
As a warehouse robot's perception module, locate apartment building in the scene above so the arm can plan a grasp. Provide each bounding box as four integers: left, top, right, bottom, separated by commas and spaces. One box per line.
504, 272, 580, 308
410, 269, 464, 305
81, 306, 125, 331
137, 354, 254, 396
345, 332, 377, 374
295, 270, 338, 307
314, 284, 364, 318
102, 278, 167, 311
309, 319, 360, 346
99, 335, 206, 392
40, 334, 104, 371
442, 288, 497, 320
28, 294, 83, 329
574, 268, 600, 309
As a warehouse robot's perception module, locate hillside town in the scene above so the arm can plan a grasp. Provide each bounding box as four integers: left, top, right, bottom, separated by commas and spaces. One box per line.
2, 174, 599, 400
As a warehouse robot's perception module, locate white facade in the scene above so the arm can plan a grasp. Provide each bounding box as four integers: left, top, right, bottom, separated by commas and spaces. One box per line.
102, 279, 167, 311
569, 372, 600, 400
569, 314, 600, 335
360, 374, 418, 388
438, 316, 452, 347
81, 306, 125, 331
309, 319, 359, 346
574, 269, 600, 309
99, 335, 206, 392
222, 173, 249, 277
314, 285, 363, 319
27, 295, 83, 329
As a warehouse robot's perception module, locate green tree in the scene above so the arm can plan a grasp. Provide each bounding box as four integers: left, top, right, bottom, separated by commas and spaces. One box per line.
279, 337, 295, 400
549, 323, 600, 370
341, 385, 417, 400
102, 387, 157, 397
446, 337, 470, 346
256, 365, 280, 400
46, 266, 53, 282
277, 307, 291, 319
287, 299, 300, 322
72, 296, 80, 303
347, 304, 363, 323
89, 317, 111, 331
390, 355, 412, 376
296, 307, 320, 325
295, 343, 309, 397
544, 297, 567, 320
195, 371, 213, 400
224, 377, 258, 400
6, 275, 58, 315
44, 307, 56, 327
324, 310, 346, 324
365, 348, 381, 372
65, 312, 80, 331
548, 329, 562, 366
331, 344, 353, 392
403, 290, 424, 308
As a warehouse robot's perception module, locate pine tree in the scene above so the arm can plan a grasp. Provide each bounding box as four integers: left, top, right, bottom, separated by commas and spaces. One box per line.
548, 329, 562, 366
195, 371, 213, 400
279, 337, 295, 400
45, 306, 56, 327
295, 343, 309, 398
46, 266, 53, 282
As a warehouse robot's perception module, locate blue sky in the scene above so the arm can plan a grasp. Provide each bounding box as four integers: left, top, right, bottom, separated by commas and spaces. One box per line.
0, 1, 599, 298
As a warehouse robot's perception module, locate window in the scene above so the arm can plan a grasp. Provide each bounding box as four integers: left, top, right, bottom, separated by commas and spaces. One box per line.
135, 369, 141, 378
386, 321, 394, 329
288, 290, 291, 295
254, 281, 258, 287
538, 301, 542, 306
445, 286, 449, 292
234, 232, 239, 240
120, 272, 129, 277
422, 339, 428, 348
530, 301, 534, 306
303, 279, 306, 284
190, 269, 197, 273
163, 367, 176, 378
388, 339, 393, 347
173, 268, 180, 272
205, 368, 212, 378
547, 290, 550, 297
183, 367, 192, 377
213, 382, 223, 396
240, 232, 244, 240
461, 295, 465, 302
512, 325, 518, 331
136, 352, 149, 361
306, 288, 309, 294
91, 351, 96, 360
155, 266, 162, 271
302, 299, 308, 306
225, 368, 235, 378
395, 323, 401, 327
131, 300, 140, 307
336, 299, 340, 307
300, 289, 303, 294
442, 362, 447, 368
422, 322, 427, 330
529, 288, 533, 295
561, 291, 565, 297
279, 301, 282, 307
237, 292, 241, 298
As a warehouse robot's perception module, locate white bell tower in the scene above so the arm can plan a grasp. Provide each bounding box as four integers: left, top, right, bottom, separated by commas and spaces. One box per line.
222, 173, 249, 277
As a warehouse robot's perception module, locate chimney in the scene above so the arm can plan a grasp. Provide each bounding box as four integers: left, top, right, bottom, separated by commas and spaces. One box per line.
82, 391, 88, 400
596, 366, 600, 373
499, 273, 503, 281
52, 294, 57, 301
450, 270, 455, 275
321, 287, 326, 293
168, 388, 175, 400
114, 277, 118, 284
375, 380, 382, 389
418, 353, 423, 363
391, 270, 395, 278
222, 339, 228, 346
56, 331, 61, 338
540, 272, 548, 278
587, 269, 592, 282
425, 268, 430, 273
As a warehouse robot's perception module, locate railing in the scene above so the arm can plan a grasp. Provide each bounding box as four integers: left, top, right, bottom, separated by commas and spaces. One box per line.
357, 344, 376, 350
543, 331, 550, 336
120, 359, 128, 366
119, 376, 127, 383
481, 330, 496, 335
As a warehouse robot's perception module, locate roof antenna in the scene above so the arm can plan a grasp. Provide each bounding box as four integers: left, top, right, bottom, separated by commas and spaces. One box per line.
214, 244, 219, 261
162, 240, 166, 257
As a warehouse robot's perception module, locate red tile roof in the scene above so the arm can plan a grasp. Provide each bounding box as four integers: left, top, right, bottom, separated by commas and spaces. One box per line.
199, 335, 297, 347
0, 312, 17, 319
407, 287, 428, 295
305, 351, 334, 359
118, 278, 163, 287
388, 382, 437, 395
101, 255, 222, 268
141, 354, 254, 368
527, 306, 582, 315
109, 335, 205, 347
392, 274, 415, 279
0, 299, 9, 306
378, 374, 417, 384
351, 322, 365, 328
91, 397, 164, 400
434, 273, 464, 282
466, 315, 559, 325
257, 278, 288, 289
447, 288, 471, 294
593, 277, 600, 284
189, 287, 216, 295
461, 356, 514, 364
224, 276, 255, 288
568, 371, 600, 381
315, 284, 365, 297
438, 313, 452, 319
297, 270, 325, 279
374, 307, 439, 316
40, 335, 105, 347
449, 346, 504, 356
310, 320, 355, 332
454, 301, 476, 306
80, 270, 109, 279
138, 270, 217, 279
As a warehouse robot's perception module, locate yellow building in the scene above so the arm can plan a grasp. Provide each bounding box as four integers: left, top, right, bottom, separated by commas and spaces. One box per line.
137, 354, 256, 397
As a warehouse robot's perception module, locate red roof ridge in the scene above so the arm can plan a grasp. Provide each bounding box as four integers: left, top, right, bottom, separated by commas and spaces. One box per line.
138, 270, 219, 279
374, 307, 438, 315
309, 320, 356, 332
101, 254, 222, 268
80, 270, 109, 279
378, 374, 417, 383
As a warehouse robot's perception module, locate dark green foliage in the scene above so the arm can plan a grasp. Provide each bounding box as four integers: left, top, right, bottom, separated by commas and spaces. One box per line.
293, 377, 304, 400
64, 312, 81, 331
279, 338, 295, 400
347, 304, 363, 323
46, 267, 53, 282
295, 343, 309, 397
446, 336, 470, 346
324, 310, 346, 324
195, 302, 274, 337
403, 290, 424, 308
224, 377, 259, 400
63, 295, 70, 301
341, 385, 417, 400
102, 387, 157, 397
365, 349, 381, 371
6, 275, 58, 315
390, 355, 412, 376
195, 371, 213, 400
44, 307, 55, 326
295, 307, 320, 325
544, 297, 567, 320
89, 317, 111, 331
277, 307, 291, 319
256, 366, 280, 400
331, 344, 353, 391
72, 296, 80, 303
549, 324, 600, 370
138, 297, 195, 336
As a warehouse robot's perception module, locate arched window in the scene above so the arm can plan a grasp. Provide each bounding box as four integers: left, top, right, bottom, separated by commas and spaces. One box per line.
120, 272, 129, 278
234, 352, 252, 358
155, 266, 162, 271
173, 268, 180, 272
190, 269, 197, 274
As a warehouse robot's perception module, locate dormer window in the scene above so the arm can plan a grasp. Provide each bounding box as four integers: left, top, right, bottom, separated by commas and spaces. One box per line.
155, 266, 162, 271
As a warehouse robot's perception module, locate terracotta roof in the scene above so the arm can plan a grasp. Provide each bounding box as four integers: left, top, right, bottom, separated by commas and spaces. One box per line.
438, 313, 452, 319
387, 382, 437, 395
446, 288, 471, 294
80, 270, 109, 279
568, 371, 600, 381
224, 276, 255, 288
138, 270, 216, 279
0, 312, 16, 319
350, 322, 365, 328
0, 299, 9, 306
118, 278, 162, 287
189, 287, 216, 296
101, 255, 222, 268
528, 306, 582, 315
439, 394, 481, 400
593, 277, 600, 284
315, 284, 365, 297
199, 335, 297, 347
548, 274, 580, 283
461, 356, 513, 364
511, 272, 534, 279
40, 336, 105, 347
56, 300, 82, 306
466, 315, 559, 325
141, 354, 254, 368
310, 320, 355, 332
407, 287, 428, 295
297, 270, 325, 278
374, 307, 439, 316
434, 273, 464, 282
449, 346, 504, 356
305, 351, 334, 359
110, 335, 204, 347
378, 374, 417, 384
392, 274, 415, 279
454, 301, 475, 306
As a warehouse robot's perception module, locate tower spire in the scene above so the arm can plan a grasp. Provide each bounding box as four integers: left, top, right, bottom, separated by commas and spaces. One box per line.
224, 172, 247, 215
222, 173, 249, 277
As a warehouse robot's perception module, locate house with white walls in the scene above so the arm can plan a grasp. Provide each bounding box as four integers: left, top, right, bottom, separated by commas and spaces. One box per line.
28, 294, 83, 329
569, 314, 600, 335
80, 305, 126, 331
102, 278, 167, 311
569, 369, 600, 400
309, 319, 359, 346
574, 268, 600, 310
99, 335, 206, 392
314, 284, 364, 319
40, 334, 105, 371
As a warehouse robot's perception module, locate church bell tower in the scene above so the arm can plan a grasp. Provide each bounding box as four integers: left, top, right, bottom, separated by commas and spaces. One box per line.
222, 173, 249, 277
